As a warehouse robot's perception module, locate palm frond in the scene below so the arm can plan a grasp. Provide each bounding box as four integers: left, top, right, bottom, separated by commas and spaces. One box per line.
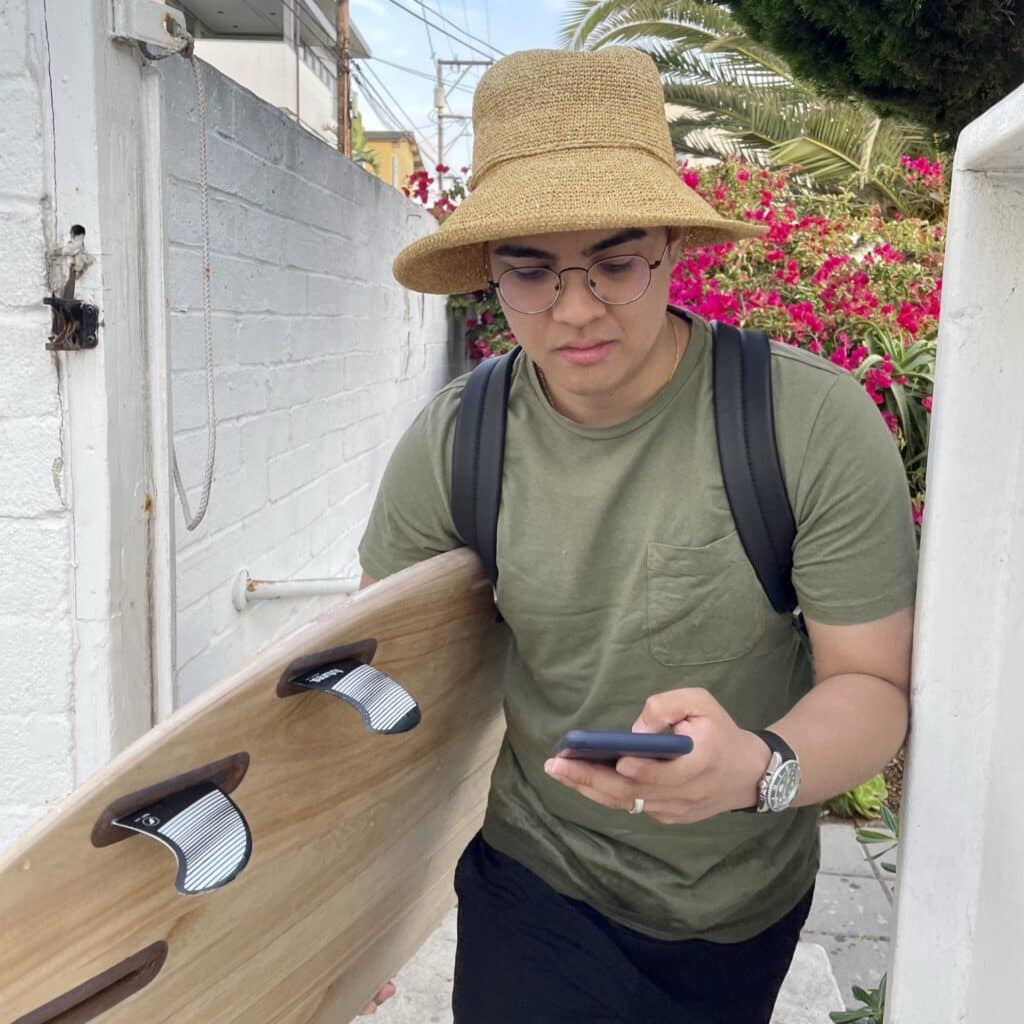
585, 19, 728, 50
558, 0, 944, 214
559, 0, 638, 49
668, 110, 716, 133
664, 81, 813, 150
674, 126, 770, 163
765, 102, 875, 180
647, 42, 793, 91
562, 0, 748, 48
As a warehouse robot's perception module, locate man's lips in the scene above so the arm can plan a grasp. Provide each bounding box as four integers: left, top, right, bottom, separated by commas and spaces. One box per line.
557, 338, 615, 351
554, 339, 615, 365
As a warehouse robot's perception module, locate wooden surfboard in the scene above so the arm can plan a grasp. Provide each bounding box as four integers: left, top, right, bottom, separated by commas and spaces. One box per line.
0, 549, 506, 1024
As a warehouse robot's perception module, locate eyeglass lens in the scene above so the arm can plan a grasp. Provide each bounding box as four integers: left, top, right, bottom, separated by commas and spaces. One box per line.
498, 255, 653, 314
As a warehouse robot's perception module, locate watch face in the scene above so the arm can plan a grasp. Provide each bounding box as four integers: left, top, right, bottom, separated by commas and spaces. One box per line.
767, 761, 801, 811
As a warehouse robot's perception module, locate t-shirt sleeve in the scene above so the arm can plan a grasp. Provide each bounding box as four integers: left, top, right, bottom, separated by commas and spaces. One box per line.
790, 372, 919, 625
357, 383, 464, 581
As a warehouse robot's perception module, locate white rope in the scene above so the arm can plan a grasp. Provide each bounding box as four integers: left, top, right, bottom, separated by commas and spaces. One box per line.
171, 50, 217, 530
141, 29, 217, 531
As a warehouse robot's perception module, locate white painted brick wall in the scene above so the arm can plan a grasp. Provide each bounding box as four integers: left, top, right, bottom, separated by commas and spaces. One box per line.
158, 59, 455, 707
0, 1, 76, 850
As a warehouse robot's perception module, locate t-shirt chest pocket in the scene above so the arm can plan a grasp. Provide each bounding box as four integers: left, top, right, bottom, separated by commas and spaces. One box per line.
646, 532, 767, 666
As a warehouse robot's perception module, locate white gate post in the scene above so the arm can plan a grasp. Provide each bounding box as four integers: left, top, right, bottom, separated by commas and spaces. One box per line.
41, 0, 175, 779
887, 83, 1024, 1020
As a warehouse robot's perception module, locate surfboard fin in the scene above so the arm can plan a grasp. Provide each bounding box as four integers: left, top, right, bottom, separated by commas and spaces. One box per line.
112, 780, 253, 895
285, 657, 422, 734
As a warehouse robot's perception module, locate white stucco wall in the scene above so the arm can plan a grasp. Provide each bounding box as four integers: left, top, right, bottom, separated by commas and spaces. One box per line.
0, 9, 453, 852
0, 1, 76, 852
157, 57, 453, 708
888, 82, 1024, 1021
0, 0, 158, 849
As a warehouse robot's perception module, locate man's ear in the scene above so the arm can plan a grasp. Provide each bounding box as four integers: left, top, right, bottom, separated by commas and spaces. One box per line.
666, 226, 685, 262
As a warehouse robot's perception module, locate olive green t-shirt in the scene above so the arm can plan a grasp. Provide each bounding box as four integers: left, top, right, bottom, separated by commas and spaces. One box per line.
358, 309, 918, 942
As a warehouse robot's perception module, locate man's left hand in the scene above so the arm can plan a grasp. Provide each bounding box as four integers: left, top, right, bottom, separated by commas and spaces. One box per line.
543, 688, 772, 824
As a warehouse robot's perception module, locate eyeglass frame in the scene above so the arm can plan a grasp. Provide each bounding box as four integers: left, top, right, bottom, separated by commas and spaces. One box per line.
486, 239, 672, 315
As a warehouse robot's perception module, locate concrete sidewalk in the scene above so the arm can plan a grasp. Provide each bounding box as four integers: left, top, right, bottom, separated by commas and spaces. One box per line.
370, 821, 889, 1022
806, 821, 893, 1009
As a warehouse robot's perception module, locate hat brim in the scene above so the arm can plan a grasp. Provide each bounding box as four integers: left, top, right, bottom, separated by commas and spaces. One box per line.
393, 147, 767, 295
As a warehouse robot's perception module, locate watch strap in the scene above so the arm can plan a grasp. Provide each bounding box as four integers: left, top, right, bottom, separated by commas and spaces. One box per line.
756, 729, 797, 763
736, 729, 798, 813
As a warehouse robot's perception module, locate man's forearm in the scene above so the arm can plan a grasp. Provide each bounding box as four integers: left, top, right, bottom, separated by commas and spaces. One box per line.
758, 674, 909, 807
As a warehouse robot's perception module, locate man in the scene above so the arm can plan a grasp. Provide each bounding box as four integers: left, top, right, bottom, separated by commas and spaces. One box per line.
356, 47, 916, 1022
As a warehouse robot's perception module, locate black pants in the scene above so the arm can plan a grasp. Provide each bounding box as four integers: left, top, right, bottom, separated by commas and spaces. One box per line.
452, 833, 813, 1024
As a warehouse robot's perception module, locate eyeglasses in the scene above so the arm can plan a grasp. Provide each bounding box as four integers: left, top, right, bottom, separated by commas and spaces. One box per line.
488, 242, 671, 315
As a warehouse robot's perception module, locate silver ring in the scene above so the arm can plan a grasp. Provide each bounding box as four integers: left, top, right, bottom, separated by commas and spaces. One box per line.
628, 797, 645, 815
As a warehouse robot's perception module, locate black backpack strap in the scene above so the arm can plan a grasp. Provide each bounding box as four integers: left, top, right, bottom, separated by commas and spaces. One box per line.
451, 346, 521, 586
711, 321, 800, 617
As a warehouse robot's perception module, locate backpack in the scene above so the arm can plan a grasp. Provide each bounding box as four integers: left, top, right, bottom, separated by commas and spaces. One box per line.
451, 316, 805, 631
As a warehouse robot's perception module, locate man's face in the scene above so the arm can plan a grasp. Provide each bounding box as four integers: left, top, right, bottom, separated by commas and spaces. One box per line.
486, 227, 679, 401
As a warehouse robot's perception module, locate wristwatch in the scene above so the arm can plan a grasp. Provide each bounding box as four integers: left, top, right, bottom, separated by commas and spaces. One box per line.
741, 730, 801, 813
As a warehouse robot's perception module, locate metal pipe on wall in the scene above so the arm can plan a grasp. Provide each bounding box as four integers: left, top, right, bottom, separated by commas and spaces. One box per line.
232, 571, 361, 611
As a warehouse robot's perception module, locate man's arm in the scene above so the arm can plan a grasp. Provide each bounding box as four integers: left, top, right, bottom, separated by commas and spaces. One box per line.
359, 572, 376, 591
760, 603, 914, 807
546, 604, 915, 822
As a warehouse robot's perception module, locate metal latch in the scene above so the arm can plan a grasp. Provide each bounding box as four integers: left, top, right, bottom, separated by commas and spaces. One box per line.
43, 225, 99, 351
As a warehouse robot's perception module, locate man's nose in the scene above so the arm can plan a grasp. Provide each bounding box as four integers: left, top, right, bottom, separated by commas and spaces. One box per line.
551, 267, 605, 325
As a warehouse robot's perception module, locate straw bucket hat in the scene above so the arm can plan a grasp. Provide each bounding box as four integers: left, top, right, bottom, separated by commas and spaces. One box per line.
392, 46, 766, 295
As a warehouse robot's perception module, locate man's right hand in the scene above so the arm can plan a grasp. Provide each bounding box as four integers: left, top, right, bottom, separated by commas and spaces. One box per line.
359, 981, 396, 1015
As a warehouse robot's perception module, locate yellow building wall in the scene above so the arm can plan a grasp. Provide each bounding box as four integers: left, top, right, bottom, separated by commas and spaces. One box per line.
364, 139, 422, 191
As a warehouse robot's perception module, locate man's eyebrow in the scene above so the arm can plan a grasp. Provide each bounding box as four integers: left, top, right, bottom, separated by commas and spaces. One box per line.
491, 242, 557, 260
491, 228, 650, 262
583, 228, 649, 256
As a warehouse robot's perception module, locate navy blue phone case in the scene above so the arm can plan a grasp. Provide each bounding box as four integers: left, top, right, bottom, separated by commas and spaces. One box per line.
552, 729, 694, 764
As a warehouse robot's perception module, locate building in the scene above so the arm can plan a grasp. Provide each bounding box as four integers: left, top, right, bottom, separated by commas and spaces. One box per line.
364, 130, 425, 190
170, 0, 372, 145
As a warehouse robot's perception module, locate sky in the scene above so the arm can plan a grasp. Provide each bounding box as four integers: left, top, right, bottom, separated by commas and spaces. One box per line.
349, 0, 569, 179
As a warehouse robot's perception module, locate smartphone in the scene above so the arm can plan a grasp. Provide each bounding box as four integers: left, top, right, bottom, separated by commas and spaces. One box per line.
551, 729, 694, 766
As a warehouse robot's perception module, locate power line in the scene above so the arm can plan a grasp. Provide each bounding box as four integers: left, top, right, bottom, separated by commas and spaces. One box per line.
241, 0, 454, 172
354, 68, 440, 166
415, 0, 503, 58
417, 0, 437, 60
353, 70, 406, 136
279, 0, 502, 64
363, 62, 428, 144
447, 120, 472, 151
368, 55, 474, 94
438, 0, 457, 60
378, 0, 501, 61
352, 70, 403, 132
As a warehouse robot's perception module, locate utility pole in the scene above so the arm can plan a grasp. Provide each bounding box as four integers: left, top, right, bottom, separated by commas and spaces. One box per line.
336, 0, 352, 156
434, 63, 446, 190
435, 62, 445, 190
435, 58, 492, 190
